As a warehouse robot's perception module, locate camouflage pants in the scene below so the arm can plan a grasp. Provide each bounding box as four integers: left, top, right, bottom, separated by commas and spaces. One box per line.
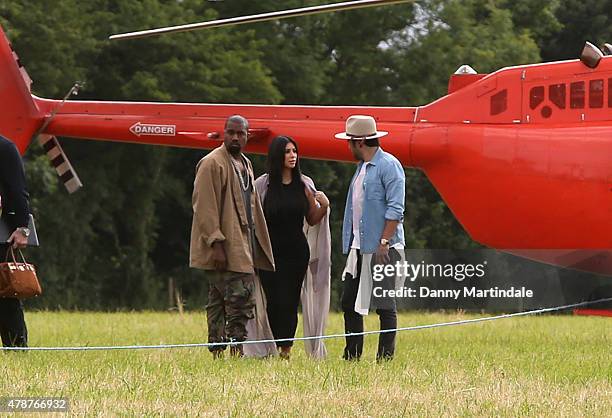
206, 271, 255, 352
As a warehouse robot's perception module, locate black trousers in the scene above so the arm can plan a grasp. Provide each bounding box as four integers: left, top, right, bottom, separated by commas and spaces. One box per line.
260, 258, 308, 348
0, 245, 28, 347
341, 249, 399, 361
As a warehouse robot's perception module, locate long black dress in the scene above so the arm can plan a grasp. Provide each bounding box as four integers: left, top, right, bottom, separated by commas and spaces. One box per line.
260, 179, 310, 348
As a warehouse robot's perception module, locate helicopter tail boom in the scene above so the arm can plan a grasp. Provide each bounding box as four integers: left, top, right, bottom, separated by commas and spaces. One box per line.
33, 97, 416, 164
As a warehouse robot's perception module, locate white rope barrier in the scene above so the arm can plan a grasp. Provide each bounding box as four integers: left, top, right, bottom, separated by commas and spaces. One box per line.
1, 297, 611, 352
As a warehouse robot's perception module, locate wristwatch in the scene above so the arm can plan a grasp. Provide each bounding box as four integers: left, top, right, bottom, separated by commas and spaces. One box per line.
18, 227, 30, 238
380, 238, 389, 247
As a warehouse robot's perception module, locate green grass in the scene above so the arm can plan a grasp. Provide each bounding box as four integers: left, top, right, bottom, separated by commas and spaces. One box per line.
2, 311, 611, 416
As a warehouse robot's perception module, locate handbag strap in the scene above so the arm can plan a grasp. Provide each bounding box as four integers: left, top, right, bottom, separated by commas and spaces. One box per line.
16, 248, 27, 264
5, 247, 27, 264
5, 246, 15, 263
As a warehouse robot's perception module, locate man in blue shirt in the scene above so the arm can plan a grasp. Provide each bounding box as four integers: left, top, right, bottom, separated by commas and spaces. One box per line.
335, 115, 406, 361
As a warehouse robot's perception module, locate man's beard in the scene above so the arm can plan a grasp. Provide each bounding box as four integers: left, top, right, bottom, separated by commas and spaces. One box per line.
227, 143, 241, 156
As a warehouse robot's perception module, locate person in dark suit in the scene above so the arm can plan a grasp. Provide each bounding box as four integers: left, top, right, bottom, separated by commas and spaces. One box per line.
0, 135, 30, 347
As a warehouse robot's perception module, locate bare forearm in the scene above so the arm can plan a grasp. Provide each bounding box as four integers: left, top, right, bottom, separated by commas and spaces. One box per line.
305, 187, 328, 226
381, 220, 400, 241
306, 204, 326, 226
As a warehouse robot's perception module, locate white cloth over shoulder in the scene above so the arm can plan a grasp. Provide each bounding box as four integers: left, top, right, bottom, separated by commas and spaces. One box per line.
244, 174, 331, 359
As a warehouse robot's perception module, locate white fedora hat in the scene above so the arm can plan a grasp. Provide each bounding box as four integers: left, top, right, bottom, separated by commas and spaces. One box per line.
334, 115, 388, 140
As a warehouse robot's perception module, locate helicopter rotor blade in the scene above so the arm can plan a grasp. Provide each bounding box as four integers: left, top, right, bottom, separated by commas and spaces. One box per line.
109, 0, 415, 41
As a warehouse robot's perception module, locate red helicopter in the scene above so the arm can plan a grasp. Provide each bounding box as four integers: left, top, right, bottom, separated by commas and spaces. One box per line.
0, 0, 610, 275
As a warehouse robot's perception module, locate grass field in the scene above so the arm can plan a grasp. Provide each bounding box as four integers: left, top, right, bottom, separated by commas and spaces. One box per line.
1, 311, 611, 417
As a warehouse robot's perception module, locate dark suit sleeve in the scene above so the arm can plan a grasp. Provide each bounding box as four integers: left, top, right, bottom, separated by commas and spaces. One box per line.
0, 138, 30, 229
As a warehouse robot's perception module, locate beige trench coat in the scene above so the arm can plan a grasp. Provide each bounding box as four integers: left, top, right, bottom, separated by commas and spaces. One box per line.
189, 145, 274, 274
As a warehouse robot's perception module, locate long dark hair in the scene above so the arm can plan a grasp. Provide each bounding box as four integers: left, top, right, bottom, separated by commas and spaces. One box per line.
264, 136, 307, 218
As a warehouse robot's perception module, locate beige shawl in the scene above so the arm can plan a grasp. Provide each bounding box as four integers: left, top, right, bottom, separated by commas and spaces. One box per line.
244, 174, 331, 359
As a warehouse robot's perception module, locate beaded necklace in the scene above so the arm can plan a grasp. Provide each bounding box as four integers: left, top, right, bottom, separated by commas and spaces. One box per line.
231, 156, 250, 191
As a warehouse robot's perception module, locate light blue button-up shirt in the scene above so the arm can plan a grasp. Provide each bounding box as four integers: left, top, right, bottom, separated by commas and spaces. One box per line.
342, 147, 406, 254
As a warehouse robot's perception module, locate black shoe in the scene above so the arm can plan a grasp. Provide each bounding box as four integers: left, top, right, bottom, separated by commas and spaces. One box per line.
342, 350, 361, 361
376, 354, 394, 363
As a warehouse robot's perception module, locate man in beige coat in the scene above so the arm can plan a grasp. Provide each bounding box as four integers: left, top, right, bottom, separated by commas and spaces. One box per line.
190, 115, 274, 358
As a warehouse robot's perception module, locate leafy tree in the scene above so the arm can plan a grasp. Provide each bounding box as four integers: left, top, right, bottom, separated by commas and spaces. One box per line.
539, 0, 612, 62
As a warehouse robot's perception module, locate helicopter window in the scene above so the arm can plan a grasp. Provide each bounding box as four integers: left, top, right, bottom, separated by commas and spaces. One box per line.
490, 89, 507, 115
549, 84, 566, 109
570, 81, 585, 108
589, 79, 604, 108
529, 86, 544, 109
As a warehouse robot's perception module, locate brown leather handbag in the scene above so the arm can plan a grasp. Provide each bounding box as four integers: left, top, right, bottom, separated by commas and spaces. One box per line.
0, 248, 42, 299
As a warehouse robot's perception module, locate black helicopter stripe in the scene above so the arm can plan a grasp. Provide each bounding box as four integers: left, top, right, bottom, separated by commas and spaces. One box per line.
51, 155, 64, 168
42, 139, 55, 153
37, 136, 83, 193
60, 171, 74, 183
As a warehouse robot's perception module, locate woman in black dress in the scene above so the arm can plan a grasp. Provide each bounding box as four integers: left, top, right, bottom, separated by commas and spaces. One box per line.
255, 136, 329, 359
